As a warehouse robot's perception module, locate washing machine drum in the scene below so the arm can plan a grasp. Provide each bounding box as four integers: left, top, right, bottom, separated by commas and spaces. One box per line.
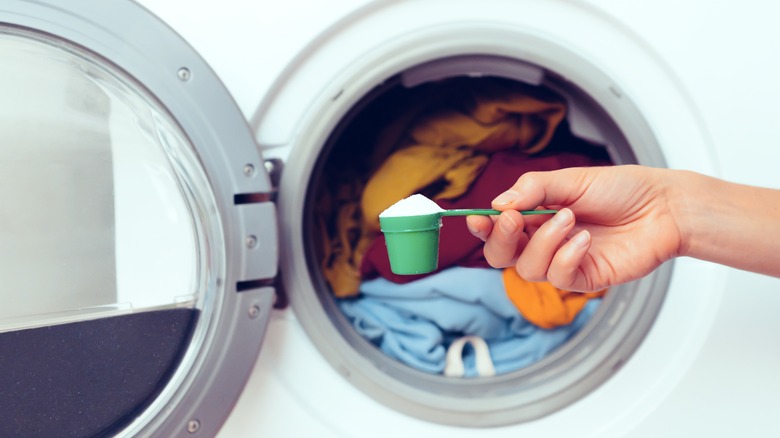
0, 1, 278, 437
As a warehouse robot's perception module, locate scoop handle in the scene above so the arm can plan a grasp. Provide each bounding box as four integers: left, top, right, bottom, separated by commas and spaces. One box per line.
441, 209, 558, 217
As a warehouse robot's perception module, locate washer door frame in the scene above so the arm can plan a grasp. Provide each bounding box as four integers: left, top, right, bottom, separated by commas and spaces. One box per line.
0, 1, 278, 436
247, 0, 727, 433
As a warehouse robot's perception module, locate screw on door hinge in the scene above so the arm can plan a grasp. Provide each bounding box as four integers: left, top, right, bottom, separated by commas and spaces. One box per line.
177, 67, 191, 82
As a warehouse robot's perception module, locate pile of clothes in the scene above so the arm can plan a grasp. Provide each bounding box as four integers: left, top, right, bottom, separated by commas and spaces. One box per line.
315, 78, 608, 377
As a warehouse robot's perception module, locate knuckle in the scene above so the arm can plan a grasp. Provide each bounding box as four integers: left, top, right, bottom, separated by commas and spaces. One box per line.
516, 171, 537, 187
547, 253, 575, 288
515, 261, 545, 282
515, 172, 542, 194
483, 253, 500, 268
485, 254, 515, 269
546, 270, 570, 290
483, 247, 507, 268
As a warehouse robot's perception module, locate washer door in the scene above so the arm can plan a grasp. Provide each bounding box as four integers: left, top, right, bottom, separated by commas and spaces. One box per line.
0, 1, 277, 437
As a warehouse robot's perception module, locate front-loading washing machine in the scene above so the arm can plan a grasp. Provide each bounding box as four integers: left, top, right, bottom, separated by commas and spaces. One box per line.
2, 1, 780, 437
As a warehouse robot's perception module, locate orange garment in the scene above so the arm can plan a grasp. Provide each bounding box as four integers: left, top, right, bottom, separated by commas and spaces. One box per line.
361, 81, 566, 231
502, 268, 607, 329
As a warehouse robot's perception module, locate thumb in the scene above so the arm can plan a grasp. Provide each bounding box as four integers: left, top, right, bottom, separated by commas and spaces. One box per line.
491, 168, 590, 211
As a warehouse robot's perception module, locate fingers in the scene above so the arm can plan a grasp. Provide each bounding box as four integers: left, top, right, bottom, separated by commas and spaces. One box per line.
546, 230, 593, 291
515, 208, 576, 281
465, 215, 494, 242
468, 208, 596, 290
476, 210, 528, 268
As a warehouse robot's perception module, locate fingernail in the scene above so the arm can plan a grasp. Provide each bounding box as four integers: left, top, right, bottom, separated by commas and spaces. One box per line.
492, 190, 520, 206
466, 217, 479, 235
571, 230, 590, 248
498, 213, 518, 234
552, 209, 572, 227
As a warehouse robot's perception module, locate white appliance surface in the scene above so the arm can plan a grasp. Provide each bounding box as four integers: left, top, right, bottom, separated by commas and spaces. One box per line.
136, 1, 780, 436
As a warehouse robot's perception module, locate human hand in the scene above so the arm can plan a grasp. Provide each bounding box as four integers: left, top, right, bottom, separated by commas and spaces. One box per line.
466, 165, 684, 291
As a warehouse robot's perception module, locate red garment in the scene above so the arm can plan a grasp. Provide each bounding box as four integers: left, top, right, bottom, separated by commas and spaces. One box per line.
360, 150, 610, 283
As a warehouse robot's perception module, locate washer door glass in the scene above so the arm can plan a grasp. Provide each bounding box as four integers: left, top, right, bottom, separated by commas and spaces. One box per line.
0, 29, 205, 326
0, 23, 265, 438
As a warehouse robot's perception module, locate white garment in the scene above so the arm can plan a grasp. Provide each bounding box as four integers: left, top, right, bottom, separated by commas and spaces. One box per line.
444, 335, 496, 378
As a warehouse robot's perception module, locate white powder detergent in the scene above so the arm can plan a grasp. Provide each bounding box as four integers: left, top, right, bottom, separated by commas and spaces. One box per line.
379, 194, 444, 218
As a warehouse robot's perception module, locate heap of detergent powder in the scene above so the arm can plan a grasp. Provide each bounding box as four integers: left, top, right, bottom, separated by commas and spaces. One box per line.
379, 194, 444, 218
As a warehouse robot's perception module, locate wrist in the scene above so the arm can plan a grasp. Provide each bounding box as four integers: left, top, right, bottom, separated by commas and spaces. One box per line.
657, 168, 780, 277
664, 169, 711, 259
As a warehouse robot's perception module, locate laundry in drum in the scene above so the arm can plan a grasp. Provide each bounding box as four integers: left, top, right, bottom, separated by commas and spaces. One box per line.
317, 77, 610, 378
378, 194, 556, 275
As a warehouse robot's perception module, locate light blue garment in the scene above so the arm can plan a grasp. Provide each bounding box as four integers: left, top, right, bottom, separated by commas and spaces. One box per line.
339, 267, 600, 376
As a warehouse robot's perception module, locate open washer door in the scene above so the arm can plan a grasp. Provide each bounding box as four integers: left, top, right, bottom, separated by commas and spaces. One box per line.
0, 1, 278, 436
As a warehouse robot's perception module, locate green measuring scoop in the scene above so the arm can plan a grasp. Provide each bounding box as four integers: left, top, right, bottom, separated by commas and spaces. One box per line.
379, 208, 557, 275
